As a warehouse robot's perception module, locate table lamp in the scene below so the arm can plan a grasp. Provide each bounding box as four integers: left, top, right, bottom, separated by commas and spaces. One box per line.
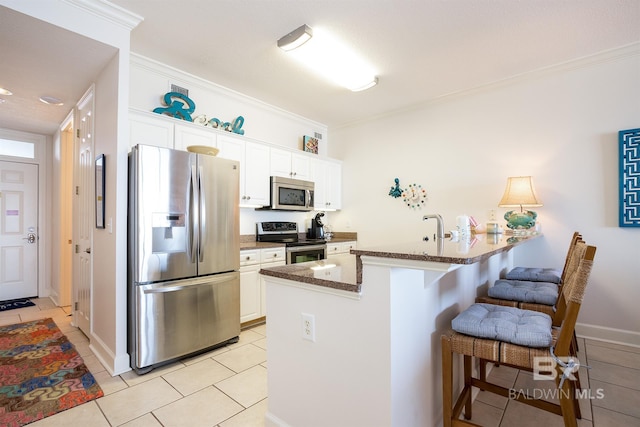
498, 176, 543, 232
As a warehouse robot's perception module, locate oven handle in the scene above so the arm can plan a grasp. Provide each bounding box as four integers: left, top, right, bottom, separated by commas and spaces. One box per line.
285, 244, 327, 253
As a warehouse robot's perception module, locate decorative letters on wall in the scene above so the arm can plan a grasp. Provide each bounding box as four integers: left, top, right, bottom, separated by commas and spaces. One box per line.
619, 128, 640, 227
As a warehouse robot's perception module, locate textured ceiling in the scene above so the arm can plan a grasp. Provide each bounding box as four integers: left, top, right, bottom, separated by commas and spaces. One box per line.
1, 1, 639, 135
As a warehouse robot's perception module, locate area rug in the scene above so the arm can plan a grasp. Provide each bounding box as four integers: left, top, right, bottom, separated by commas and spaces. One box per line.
0, 299, 35, 312
0, 318, 104, 426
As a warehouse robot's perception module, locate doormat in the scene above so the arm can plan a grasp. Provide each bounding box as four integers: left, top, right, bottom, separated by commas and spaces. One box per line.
0, 318, 104, 426
0, 298, 35, 312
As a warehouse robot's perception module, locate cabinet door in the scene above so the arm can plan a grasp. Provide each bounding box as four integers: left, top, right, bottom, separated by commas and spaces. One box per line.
291, 153, 311, 180
129, 111, 174, 149
325, 160, 342, 210
244, 141, 270, 206
240, 264, 261, 323
311, 159, 342, 210
174, 123, 217, 151
261, 260, 285, 316
270, 148, 292, 178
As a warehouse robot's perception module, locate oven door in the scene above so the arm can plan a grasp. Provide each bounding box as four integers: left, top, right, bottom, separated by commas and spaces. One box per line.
286, 244, 326, 264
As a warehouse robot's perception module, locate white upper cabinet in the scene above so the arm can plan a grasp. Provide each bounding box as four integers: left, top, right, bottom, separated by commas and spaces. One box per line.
218, 134, 270, 207
270, 148, 311, 181
129, 111, 174, 149
129, 110, 217, 151
311, 158, 342, 210
174, 123, 217, 151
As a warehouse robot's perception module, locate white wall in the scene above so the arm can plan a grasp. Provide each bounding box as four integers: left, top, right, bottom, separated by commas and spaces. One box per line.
329, 45, 640, 343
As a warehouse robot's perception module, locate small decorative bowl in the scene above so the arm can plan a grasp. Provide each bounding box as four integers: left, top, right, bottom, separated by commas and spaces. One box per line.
186, 145, 219, 156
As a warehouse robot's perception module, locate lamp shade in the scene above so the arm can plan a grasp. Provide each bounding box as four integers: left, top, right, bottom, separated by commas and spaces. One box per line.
498, 176, 543, 208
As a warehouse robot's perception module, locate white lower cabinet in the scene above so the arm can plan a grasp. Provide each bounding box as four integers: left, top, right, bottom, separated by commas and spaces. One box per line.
240, 247, 285, 323
327, 241, 357, 258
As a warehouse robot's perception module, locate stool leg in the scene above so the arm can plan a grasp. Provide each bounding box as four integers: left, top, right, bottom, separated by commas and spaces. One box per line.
557, 369, 578, 427
442, 336, 453, 427
463, 355, 473, 420
479, 359, 487, 382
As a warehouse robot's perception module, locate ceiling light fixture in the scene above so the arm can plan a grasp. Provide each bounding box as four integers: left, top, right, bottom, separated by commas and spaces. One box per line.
277, 24, 378, 92
0, 87, 13, 96
39, 95, 64, 106
277, 24, 313, 51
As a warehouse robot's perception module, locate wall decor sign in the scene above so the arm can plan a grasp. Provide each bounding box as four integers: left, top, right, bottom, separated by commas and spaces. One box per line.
619, 128, 640, 227
303, 135, 318, 154
153, 92, 245, 135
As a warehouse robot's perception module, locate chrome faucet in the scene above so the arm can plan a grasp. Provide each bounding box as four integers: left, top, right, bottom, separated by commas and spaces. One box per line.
423, 214, 444, 240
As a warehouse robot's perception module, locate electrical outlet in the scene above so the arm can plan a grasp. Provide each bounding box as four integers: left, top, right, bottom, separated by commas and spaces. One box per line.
301, 313, 316, 342
488, 209, 496, 221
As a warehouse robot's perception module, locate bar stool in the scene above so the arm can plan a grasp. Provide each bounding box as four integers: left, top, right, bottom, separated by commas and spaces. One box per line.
441, 244, 595, 427
477, 237, 585, 324
502, 231, 581, 285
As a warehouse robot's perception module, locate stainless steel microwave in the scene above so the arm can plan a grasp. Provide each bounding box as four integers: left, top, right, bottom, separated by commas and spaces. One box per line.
265, 176, 314, 211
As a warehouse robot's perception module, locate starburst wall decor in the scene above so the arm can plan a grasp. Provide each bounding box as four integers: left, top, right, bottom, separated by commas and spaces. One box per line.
388, 178, 428, 209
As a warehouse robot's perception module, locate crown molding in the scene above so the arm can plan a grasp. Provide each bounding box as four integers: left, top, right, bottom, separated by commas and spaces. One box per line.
60, 0, 143, 30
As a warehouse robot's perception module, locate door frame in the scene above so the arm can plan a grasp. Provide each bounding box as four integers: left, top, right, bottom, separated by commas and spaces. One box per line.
0, 128, 48, 299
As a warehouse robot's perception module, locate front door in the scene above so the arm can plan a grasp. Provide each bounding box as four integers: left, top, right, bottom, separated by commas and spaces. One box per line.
73, 86, 94, 335
0, 161, 38, 300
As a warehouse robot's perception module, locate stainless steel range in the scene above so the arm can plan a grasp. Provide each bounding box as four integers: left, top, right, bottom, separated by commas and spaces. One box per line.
256, 222, 326, 264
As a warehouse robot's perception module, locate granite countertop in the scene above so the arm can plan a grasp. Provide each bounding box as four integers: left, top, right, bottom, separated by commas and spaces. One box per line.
259, 254, 360, 293
259, 233, 540, 293
351, 233, 540, 265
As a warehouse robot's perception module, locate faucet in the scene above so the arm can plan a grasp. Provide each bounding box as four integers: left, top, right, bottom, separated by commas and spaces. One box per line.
423, 214, 444, 240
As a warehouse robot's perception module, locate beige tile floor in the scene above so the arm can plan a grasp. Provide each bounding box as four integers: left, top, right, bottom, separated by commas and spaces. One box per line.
1, 298, 639, 426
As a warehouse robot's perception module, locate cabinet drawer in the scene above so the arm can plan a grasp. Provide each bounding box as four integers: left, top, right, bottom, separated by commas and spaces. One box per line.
240, 250, 260, 266
261, 247, 286, 264
326, 243, 342, 255
341, 241, 357, 252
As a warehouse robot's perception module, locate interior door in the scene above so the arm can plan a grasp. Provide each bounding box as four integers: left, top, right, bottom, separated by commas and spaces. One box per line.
73, 86, 94, 335
0, 161, 38, 300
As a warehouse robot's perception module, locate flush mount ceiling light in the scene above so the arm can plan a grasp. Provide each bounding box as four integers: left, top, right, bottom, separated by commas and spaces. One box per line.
0, 87, 13, 96
39, 95, 64, 106
277, 24, 378, 92
277, 24, 313, 51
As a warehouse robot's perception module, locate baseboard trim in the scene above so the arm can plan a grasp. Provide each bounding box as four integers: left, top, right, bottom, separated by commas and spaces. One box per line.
265, 411, 293, 427
575, 322, 640, 348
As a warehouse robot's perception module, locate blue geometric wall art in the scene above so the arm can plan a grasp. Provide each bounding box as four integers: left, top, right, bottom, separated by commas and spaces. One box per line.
619, 128, 640, 227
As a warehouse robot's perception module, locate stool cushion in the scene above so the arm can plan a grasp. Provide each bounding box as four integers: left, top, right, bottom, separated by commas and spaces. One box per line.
505, 267, 562, 284
488, 279, 558, 306
452, 303, 553, 347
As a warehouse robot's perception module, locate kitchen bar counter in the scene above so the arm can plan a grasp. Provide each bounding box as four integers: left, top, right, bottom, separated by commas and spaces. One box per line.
261, 232, 541, 427
259, 233, 538, 291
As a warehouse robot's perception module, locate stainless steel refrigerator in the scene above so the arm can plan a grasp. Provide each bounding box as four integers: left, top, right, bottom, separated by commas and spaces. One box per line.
128, 144, 240, 374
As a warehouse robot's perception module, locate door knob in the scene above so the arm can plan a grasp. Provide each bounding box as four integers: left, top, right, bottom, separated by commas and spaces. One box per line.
22, 233, 36, 244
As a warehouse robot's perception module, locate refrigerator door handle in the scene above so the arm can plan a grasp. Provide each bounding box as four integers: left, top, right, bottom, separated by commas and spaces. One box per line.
198, 165, 206, 262
186, 165, 198, 263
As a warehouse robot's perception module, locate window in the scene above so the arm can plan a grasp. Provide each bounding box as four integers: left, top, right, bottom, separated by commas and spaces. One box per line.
0, 138, 35, 159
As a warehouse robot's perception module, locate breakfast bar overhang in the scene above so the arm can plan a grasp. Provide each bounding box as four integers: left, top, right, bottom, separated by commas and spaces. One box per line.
260, 234, 539, 427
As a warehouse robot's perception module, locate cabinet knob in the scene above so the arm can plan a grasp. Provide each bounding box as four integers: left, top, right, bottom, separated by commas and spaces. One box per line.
273, 253, 277, 257
245, 256, 251, 260
246, 196, 251, 200
242, 196, 246, 200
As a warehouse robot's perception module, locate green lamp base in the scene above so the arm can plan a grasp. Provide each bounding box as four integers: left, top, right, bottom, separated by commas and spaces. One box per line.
504, 210, 538, 230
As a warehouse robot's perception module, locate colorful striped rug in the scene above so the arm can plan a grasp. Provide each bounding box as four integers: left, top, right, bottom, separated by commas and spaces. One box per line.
0, 318, 103, 426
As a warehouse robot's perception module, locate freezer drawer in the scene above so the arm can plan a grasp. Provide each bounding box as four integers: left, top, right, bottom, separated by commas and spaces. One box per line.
130, 271, 240, 372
